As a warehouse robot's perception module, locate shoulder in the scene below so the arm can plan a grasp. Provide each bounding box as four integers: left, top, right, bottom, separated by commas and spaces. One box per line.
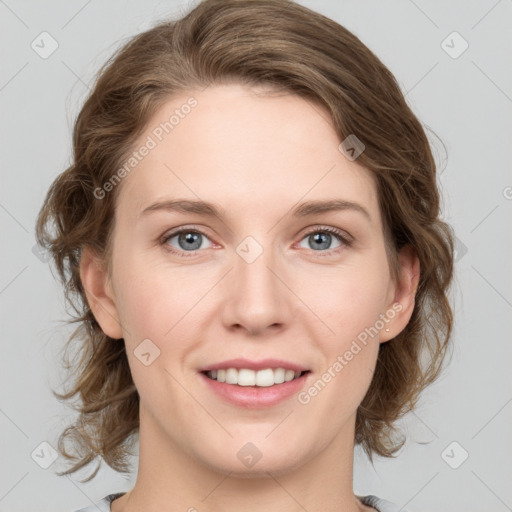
73, 492, 404, 512
72, 492, 126, 512
359, 494, 410, 512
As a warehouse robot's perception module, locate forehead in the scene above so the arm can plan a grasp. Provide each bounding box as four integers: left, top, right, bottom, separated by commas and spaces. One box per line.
116, 83, 379, 224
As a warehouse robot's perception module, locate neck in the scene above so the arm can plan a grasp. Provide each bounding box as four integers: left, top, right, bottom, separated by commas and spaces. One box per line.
112, 405, 371, 512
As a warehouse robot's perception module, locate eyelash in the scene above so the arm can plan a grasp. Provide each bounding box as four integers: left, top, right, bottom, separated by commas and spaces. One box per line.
160, 225, 353, 258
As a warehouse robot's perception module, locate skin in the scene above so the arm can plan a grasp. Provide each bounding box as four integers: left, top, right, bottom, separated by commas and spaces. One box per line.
81, 83, 419, 512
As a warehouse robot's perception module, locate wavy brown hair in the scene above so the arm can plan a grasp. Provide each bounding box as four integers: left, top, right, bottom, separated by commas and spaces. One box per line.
35, 0, 454, 482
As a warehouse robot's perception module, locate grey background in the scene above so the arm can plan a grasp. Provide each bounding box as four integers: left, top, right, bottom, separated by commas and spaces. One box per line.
1, 1, 511, 511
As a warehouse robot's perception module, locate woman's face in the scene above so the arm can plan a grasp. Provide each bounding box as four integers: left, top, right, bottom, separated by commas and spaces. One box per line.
87, 83, 415, 476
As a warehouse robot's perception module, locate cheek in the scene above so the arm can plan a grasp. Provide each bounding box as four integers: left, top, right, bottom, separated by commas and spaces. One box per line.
301, 269, 386, 416
112, 268, 200, 394
111, 238, 202, 332
116, 271, 199, 340
304, 260, 391, 337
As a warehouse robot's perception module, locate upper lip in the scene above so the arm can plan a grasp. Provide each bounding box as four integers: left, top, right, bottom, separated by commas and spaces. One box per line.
199, 358, 310, 373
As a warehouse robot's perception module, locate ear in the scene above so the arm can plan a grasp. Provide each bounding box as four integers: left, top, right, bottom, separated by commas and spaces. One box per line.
380, 244, 420, 343
79, 246, 123, 340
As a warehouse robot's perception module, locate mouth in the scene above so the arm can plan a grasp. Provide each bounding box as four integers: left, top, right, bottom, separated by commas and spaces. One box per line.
201, 368, 311, 387
197, 358, 312, 407
199, 366, 312, 408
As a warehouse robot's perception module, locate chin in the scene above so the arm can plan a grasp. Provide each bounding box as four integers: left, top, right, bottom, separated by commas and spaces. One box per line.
196, 441, 311, 479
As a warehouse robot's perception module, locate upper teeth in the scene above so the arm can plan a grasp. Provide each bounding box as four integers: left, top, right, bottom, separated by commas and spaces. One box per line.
206, 368, 303, 387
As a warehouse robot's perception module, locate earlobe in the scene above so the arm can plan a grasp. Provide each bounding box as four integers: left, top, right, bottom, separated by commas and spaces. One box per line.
381, 245, 420, 343
79, 246, 124, 340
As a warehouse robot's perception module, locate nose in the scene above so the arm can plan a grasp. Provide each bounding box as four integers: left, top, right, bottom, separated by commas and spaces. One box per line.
220, 241, 292, 336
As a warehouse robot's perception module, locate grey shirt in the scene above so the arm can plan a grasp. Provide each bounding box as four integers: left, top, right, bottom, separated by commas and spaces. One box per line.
73, 492, 410, 511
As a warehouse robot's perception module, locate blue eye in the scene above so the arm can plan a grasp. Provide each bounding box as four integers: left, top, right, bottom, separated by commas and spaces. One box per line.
160, 225, 352, 258
162, 228, 212, 256
298, 226, 352, 254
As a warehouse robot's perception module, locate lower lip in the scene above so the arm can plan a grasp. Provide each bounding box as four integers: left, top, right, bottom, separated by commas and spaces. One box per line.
199, 371, 311, 409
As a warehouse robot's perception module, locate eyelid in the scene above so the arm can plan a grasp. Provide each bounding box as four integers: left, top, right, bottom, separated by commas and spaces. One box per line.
160, 224, 211, 241
159, 224, 214, 256
300, 225, 353, 244
294, 225, 354, 256
160, 224, 353, 257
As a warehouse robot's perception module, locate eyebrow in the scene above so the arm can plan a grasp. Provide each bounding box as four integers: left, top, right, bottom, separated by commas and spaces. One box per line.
139, 198, 371, 222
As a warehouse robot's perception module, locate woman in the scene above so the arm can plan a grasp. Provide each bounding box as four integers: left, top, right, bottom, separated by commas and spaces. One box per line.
36, 1, 454, 511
